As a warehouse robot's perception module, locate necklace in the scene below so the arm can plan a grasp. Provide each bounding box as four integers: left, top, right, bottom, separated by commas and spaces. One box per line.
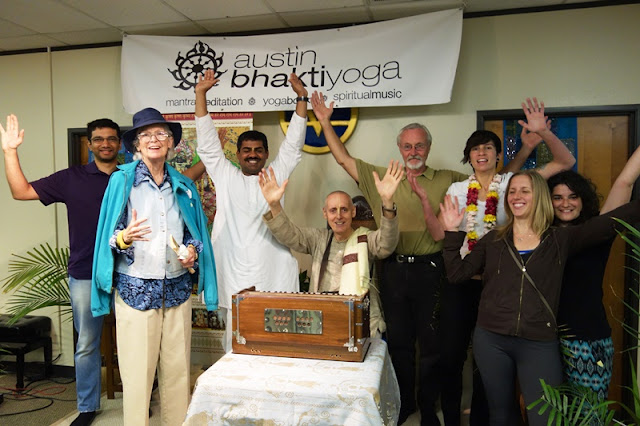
465, 173, 501, 252
514, 232, 535, 242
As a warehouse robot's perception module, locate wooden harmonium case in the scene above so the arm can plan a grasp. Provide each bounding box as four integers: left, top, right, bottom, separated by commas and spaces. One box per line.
231, 288, 370, 362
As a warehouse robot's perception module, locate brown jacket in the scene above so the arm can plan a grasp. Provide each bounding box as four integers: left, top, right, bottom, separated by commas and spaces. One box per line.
443, 199, 640, 341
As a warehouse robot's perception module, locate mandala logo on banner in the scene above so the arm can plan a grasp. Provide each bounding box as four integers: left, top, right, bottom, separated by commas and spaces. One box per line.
280, 107, 359, 154
168, 41, 227, 91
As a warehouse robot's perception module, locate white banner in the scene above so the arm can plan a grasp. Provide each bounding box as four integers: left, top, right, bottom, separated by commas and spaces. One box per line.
121, 9, 462, 114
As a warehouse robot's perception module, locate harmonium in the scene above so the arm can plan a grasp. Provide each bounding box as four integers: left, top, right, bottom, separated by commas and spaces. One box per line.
231, 288, 371, 362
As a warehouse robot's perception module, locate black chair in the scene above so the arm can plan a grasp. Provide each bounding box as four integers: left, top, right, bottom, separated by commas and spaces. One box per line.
0, 314, 52, 389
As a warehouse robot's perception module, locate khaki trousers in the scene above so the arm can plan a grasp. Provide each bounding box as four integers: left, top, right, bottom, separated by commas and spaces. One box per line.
115, 292, 192, 426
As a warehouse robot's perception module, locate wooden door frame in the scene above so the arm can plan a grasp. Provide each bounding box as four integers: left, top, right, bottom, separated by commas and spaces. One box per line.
477, 104, 640, 412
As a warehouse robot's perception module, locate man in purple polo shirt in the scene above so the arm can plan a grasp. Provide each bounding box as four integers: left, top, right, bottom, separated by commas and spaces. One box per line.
2, 114, 121, 426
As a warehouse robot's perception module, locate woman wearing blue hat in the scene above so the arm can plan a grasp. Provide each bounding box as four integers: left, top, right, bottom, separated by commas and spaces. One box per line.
92, 107, 218, 425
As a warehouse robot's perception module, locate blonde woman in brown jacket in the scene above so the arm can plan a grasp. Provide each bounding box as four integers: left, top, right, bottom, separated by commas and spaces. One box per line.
440, 169, 640, 426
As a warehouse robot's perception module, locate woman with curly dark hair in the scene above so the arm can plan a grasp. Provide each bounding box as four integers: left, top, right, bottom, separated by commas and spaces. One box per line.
548, 171, 601, 224
549, 147, 640, 399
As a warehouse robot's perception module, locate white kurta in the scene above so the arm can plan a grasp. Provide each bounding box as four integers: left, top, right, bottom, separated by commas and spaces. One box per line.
196, 113, 307, 309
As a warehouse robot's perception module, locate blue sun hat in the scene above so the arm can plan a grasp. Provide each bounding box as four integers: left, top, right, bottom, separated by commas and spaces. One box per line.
122, 107, 182, 153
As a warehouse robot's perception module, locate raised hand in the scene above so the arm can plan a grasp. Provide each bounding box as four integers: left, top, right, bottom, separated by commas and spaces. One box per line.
439, 195, 465, 231
195, 69, 219, 94
289, 73, 308, 97
258, 166, 288, 208
373, 160, 404, 203
310, 91, 334, 122
122, 209, 151, 245
407, 170, 443, 240
520, 119, 550, 150
407, 172, 427, 201
1, 114, 25, 152
518, 97, 549, 135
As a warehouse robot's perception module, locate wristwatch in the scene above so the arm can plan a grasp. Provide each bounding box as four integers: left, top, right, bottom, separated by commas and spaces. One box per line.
382, 203, 397, 213
295, 96, 309, 103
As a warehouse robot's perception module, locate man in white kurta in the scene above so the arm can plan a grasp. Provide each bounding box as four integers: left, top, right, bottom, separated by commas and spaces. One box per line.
194, 69, 309, 351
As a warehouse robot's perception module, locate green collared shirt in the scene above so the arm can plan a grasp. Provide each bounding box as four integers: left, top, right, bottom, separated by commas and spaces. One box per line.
356, 159, 466, 255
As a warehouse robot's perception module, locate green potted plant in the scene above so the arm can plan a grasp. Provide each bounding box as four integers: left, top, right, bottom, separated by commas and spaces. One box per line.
1, 243, 71, 324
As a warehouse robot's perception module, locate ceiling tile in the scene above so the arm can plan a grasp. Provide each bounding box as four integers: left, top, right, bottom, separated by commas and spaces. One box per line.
0, 35, 68, 52
0, 0, 108, 33
47, 28, 124, 46
197, 15, 287, 35
0, 0, 622, 52
281, 7, 371, 28
267, 0, 365, 13
60, 0, 189, 27
0, 18, 38, 38
164, 0, 274, 20
122, 21, 207, 37
370, 1, 461, 21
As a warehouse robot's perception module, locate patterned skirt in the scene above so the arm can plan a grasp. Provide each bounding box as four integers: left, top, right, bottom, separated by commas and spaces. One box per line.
560, 337, 614, 400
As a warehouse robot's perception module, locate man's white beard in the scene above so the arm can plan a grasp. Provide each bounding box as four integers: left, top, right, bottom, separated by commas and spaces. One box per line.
405, 157, 424, 170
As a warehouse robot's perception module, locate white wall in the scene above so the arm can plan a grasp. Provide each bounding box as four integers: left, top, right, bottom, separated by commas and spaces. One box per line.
1, 4, 639, 367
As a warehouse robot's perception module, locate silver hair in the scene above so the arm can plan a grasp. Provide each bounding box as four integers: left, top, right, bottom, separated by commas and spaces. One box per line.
396, 123, 433, 146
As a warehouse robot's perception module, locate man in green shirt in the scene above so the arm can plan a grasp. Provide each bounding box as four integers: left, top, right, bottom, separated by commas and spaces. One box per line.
311, 91, 466, 425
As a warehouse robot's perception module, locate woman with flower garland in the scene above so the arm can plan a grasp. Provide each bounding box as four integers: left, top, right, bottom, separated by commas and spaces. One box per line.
549, 145, 640, 400
438, 98, 576, 426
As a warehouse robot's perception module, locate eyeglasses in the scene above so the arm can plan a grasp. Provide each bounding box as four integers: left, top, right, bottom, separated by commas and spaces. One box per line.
90, 136, 120, 143
137, 132, 172, 143
399, 143, 428, 152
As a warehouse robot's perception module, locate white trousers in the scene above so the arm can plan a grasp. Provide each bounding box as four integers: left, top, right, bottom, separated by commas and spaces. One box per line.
115, 292, 192, 426
221, 307, 233, 354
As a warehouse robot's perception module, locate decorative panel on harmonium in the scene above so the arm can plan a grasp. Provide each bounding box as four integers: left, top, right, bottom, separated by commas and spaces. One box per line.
231, 288, 371, 362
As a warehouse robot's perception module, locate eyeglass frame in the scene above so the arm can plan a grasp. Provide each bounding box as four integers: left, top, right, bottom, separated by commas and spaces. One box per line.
136, 131, 173, 143
398, 142, 429, 152
90, 136, 120, 144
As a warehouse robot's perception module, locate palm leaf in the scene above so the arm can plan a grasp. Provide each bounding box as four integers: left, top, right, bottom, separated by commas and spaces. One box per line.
527, 379, 617, 425
0, 243, 71, 324
616, 356, 640, 424
2, 244, 69, 290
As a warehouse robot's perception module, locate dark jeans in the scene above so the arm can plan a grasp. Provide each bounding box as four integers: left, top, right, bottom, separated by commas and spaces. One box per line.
381, 253, 445, 426
439, 278, 489, 426
473, 327, 563, 426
